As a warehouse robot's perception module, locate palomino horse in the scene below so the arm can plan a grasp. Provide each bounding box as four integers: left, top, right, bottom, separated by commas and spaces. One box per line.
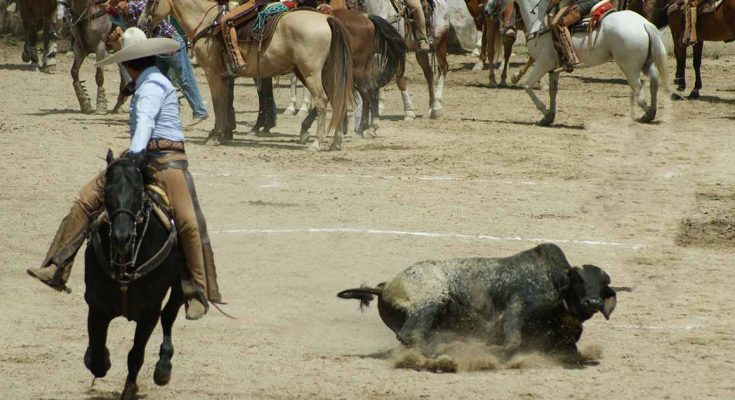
17, 0, 58, 72
60, 0, 127, 114
84, 152, 186, 400
363, 0, 450, 120
505, 0, 668, 124
140, 0, 354, 151
629, 0, 734, 99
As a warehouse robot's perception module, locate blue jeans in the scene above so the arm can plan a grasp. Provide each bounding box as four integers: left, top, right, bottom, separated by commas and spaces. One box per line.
156, 34, 209, 119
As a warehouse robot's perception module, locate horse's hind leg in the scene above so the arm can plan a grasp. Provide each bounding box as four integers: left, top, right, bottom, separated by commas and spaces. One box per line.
395, 60, 416, 121
499, 35, 514, 87
121, 313, 159, 400
23, 29, 39, 69
85, 307, 112, 378
301, 74, 330, 151
154, 283, 184, 387
642, 62, 660, 122
94, 43, 107, 114
688, 41, 703, 99
71, 40, 93, 113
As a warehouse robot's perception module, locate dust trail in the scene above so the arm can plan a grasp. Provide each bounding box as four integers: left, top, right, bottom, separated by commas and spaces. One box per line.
392, 339, 602, 373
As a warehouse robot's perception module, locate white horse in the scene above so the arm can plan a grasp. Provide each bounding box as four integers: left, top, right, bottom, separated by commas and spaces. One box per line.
504, 0, 668, 124
285, 73, 311, 116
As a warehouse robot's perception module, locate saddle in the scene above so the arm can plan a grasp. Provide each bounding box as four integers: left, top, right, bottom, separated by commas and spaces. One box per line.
386, 0, 434, 45
565, 0, 615, 33
667, 0, 722, 15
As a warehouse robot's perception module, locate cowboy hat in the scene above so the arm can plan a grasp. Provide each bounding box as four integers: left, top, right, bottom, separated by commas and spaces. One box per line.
95, 27, 179, 67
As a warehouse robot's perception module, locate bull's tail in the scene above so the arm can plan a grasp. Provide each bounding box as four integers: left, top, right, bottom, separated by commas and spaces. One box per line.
369, 15, 407, 88
324, 17, 355, 134
337, 284, 384, 310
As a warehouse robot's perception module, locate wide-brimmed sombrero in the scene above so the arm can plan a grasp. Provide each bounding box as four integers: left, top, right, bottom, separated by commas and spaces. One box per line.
95, 27, 179, 67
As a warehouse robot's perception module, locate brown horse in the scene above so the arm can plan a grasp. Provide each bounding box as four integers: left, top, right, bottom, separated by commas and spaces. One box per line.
300, 9, 406, 137
630, 0, 735, 98
17, 0, 57, 72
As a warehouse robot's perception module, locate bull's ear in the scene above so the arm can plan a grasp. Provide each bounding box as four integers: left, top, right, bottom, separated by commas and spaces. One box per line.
601, 286, 616, 320
106, 149, 115, 165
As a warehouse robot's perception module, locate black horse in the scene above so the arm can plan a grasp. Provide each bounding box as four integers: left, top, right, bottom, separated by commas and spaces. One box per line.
84, 150, 184, 400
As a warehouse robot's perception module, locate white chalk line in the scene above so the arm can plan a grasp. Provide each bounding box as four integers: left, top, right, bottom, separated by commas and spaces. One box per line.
214, 227, 645, 249
611, 324, 700, 331
192, 172, 543, 186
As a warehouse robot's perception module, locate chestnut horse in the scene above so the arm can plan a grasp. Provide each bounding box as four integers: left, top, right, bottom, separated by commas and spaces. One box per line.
629, 0, 735, 99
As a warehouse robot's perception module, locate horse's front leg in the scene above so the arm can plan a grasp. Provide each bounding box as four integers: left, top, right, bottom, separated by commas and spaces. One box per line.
395, 61, 416, 121
202, 64, 232, 145
672, 39, 687, 98
40, 24, 57, 73
522, 61, 554, 125
154, 283, 184, 386
487, 20, 498, 86
415, 52, 438, 119
122, 312, 160, 400
93, 43, 108, 114
689, 41, 703, 99
71, 40, 93, 113
500, 36, 514, 87
85, 307, 112, 378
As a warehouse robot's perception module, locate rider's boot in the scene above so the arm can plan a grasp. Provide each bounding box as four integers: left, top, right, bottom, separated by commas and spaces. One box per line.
27, 171, 105, 292
406, 0, 431, 51
552, 6, 581, 73
219, 0, 257, 77
501, 2, 516, 38
683, 0, 698, 46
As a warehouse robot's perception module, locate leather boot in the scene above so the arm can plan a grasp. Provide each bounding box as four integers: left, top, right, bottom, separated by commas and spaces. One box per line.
683, 1, 698, 46
557, 26, 579, 72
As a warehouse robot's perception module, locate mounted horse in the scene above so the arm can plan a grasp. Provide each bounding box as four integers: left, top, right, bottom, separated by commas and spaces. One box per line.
363, 0, 450, 120
59, 0, 128, 113
84, 152, 185, 400
17, 0, 58, 72
628, 0, 734, 99
139, 0, 354, 151
506, 0, 668, 125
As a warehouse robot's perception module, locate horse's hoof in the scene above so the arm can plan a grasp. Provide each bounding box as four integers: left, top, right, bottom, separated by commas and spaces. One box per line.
40, 65, 56, 74
671, 93, 685, 101
297, 108, 309, 117
308, 141, 322, 152
511, 75, 521, 85
488, 80, 498, 88
472, 63, 483, 72
21, 52, 30, 63
499, 81, 508, 88
537, 112, 555, 126
284, 105, 296, 115
329, 142, 342, 151
247, 127, 259, 136
430, 108, 443, 119
298, 131, 310, 145
153, 359, 172, 386
638, 108, 656, 123
256, 129, 273, 137
84, 346, 111, 378
120, 379, 138, 400
687, 90, 700, 100
205, 136, 222, 146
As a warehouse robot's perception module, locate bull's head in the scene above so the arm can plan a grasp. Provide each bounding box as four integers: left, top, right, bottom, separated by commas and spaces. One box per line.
564, 265, 617, 321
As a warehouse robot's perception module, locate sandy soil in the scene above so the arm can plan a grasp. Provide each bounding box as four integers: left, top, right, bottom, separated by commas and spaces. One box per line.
1, 33, 734, 400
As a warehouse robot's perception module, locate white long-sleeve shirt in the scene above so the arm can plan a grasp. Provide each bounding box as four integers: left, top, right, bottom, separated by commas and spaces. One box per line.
129, 66, 184, 153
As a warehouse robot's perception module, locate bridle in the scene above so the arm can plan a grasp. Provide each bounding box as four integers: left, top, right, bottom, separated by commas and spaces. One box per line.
107, 193, 150, 281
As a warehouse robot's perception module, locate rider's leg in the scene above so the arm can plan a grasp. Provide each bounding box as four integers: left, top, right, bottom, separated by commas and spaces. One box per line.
551, 5, 581, 72
500, 2, 515, 37
405, 0, 430, 51
220, 0, 258, 70
152, 159, 208, 320
167, 33, 209, 120
27, 171, 106, 291
683, 0, 698, 46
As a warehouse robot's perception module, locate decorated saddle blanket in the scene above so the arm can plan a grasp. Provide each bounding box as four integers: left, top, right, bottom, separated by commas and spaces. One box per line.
236, 1, 299, 42
568, 0, 615, 32
666, 0, 722, 15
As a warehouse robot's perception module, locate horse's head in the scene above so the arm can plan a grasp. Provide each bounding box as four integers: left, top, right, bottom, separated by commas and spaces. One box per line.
138, 0, 172, 37
104, 149, 146, 258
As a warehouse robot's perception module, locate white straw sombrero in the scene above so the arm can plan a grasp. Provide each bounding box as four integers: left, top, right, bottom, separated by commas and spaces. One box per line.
95, 27, 179, 67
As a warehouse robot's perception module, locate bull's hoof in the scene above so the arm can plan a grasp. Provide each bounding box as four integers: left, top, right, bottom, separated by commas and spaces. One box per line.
536, 112, 555, 126
298, 130, 310, 145
153, 359, 172, 386
120, 379, 138, 400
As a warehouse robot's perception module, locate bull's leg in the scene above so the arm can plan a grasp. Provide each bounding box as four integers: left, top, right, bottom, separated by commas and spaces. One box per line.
499, 298, 527, 359
395, 61, 416, 121
154, 283, 184, 386
396, 303, 441, 351
85, 307, 112, 378
71, 41, 93, 114
121, 313, 159, 400
689, 41, 703, 99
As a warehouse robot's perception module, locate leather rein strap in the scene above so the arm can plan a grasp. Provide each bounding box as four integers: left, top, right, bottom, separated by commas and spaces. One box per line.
90, 195, 178, 317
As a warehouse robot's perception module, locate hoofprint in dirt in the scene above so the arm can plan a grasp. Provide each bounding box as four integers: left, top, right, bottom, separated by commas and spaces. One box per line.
1, 40, 734, 399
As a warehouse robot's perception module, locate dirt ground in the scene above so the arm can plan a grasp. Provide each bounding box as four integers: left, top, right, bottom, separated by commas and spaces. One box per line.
1, 32, 734, 400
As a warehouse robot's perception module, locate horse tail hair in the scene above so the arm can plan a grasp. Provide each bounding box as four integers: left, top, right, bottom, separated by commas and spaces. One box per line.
643, 21, 669, 91
324, 17, 355, 134
369, 15, 407, 88
337, 284, 384, 310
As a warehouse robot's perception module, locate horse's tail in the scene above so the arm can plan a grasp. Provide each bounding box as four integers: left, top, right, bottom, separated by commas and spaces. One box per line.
644, 21, 669, 91
337, 284, 384, 310
369, 14, 407, 88
324, 17, 355, 133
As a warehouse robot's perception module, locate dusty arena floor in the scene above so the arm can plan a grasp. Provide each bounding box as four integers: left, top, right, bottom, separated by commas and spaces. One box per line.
1, 35, 734, 399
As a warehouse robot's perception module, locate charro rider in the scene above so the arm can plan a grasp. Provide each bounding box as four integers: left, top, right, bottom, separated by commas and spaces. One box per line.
27, 27, 222, 320
218, 0, 430, 73
549, 0, 598, 72
682, 0, 699, 45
